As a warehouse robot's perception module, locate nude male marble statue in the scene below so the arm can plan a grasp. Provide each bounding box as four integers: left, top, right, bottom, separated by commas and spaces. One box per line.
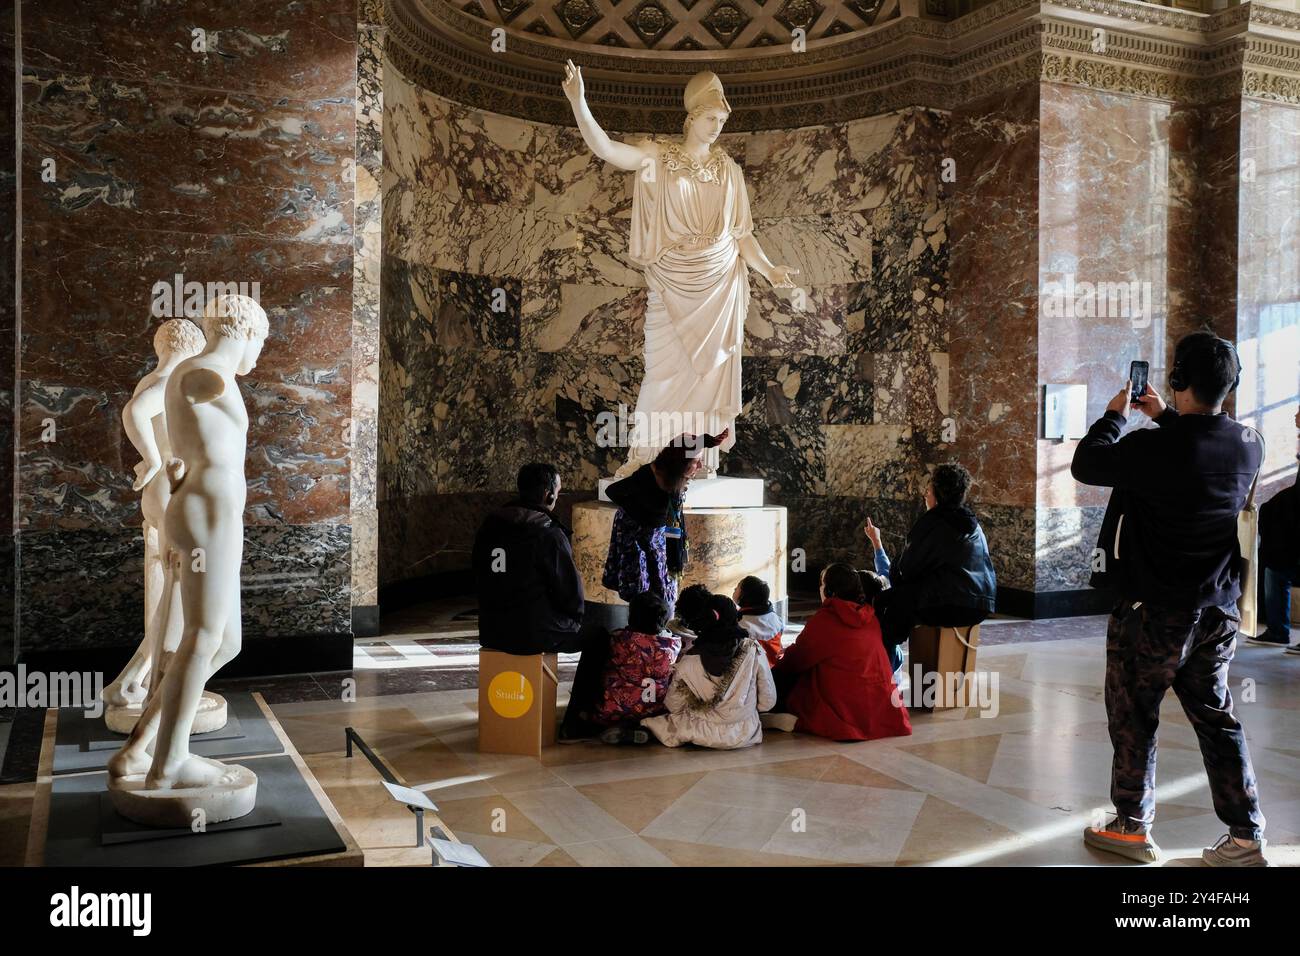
108, 294, 269, 826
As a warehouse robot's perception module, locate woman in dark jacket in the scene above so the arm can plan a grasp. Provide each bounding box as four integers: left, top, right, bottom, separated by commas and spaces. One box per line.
602, 430, 726, 613
865, 462, 997, 661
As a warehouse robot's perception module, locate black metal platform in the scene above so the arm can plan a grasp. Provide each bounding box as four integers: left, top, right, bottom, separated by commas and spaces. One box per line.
43, 755, 346, 867
52, 692, 283, 775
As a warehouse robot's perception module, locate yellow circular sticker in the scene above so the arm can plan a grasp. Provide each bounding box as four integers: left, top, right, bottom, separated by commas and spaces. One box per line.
487, 671, 534, 719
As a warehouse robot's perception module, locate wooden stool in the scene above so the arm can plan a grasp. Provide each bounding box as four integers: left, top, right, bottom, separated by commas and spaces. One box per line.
907, 624, 981, 711
477, 650, 558, 756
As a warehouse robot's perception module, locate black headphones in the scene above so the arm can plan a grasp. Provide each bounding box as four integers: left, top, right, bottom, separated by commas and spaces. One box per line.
1169, 335, 1241, 394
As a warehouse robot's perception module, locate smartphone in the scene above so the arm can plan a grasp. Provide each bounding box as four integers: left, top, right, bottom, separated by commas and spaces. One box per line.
1129, 361, 1149, 404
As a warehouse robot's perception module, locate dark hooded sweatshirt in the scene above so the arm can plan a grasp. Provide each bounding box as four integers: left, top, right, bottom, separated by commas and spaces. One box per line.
892, 504, 998, 615
472, 501, 585, 655
1071, 407, 1263, 609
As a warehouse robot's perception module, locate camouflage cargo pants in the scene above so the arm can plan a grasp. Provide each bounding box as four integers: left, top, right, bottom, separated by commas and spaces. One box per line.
1105, 600, 1265, 841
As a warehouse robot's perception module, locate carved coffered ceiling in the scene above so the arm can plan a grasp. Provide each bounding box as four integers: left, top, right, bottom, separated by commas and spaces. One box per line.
457, 0, 899, 50
385, 0, 1300, 129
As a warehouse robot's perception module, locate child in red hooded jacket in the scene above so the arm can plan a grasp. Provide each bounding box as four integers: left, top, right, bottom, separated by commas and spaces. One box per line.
770, 563, 912, 742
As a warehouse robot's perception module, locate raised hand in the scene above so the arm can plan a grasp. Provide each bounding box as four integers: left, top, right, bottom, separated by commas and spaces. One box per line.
863, 516, 882, 551
562, 59, 585, 106
1132, 383, 1166, 419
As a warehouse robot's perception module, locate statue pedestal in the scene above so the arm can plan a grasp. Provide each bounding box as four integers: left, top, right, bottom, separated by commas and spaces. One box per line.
574, 477, 787, 629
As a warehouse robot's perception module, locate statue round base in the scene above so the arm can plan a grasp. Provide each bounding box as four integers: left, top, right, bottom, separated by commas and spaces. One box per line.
104, 690, 228, 735
108, 759, 258, 827
106, 691, 231, 738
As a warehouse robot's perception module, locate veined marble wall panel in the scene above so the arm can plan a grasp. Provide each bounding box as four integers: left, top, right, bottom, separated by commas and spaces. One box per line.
23, 0, 357, 100
17, 1, 359, 651
1, 8, 15, 663
1035, 83, 1173, 589
18, 525, 352, 654
1237, 98, 1300, 502
1032, 84, 1300, 590
379, 64, 959, 589
21, 220, 355, 530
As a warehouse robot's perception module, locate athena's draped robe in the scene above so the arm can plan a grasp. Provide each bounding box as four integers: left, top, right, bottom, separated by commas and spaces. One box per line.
614, 143, 754, 477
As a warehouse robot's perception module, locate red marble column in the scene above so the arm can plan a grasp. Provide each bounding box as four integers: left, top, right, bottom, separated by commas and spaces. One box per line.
948, 82, 1041, 593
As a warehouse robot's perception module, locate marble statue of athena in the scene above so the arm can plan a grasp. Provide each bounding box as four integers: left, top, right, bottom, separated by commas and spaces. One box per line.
562, 63, 799, 477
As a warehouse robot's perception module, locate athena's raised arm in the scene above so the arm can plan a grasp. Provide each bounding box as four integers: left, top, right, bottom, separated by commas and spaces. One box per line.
561, 59, 654, 173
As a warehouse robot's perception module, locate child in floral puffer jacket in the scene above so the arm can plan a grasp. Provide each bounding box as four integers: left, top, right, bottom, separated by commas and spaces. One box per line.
595, 591, 682, 744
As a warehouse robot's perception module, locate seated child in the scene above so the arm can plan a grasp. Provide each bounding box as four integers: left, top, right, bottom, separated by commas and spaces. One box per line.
734, 575, 784, 668
769, 563, 911, 742
671, 582, 714, 656
642, 594, 776, 750
594, 591, 682, 745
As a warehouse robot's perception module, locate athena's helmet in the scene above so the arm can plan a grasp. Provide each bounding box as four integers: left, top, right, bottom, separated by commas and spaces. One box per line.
682, 71, 731, 137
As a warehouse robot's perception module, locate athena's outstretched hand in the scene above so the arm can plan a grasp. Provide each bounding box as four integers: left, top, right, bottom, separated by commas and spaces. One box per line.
562, 59, 585, 106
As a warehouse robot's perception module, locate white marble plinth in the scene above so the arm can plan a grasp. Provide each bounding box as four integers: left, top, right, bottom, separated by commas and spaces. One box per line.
108, 758, 258, 827
104, 690, 228, 735
598, 475, 764, 509
573, 499, 787, 607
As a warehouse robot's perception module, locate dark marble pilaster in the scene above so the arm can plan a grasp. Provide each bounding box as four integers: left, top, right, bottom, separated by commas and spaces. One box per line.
18, 524, 351, 653
0, 2, 15, 662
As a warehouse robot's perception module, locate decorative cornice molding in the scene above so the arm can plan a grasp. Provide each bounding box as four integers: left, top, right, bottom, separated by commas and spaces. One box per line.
386, 0, 1300, 126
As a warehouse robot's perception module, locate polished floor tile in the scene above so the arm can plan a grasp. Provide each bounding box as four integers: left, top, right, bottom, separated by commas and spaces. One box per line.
8, 598, 1297, 868
284, 623, 1300, 865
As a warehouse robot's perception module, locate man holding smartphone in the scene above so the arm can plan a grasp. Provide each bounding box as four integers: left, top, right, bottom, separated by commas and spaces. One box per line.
1071, 331, 1267, 866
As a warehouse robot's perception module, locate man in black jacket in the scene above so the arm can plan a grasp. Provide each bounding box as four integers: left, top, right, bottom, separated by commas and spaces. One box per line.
473, 463, 584, 655
866, 462, 998, 668
1072, 331, 1267, 866
1248, 406, 1300, 651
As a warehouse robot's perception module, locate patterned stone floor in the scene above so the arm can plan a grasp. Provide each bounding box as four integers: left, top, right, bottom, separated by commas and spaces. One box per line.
2, 599, 1297, 867
264, 602, 1300, 867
